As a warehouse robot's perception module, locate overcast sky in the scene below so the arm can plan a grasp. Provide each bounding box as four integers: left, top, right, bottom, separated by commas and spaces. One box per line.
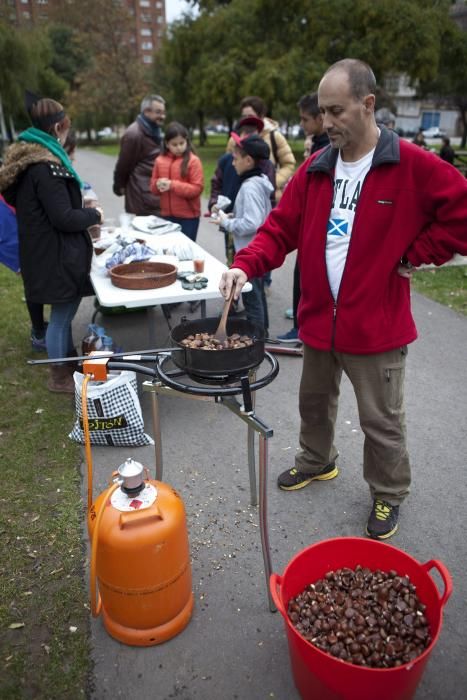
165, 0, 197, 23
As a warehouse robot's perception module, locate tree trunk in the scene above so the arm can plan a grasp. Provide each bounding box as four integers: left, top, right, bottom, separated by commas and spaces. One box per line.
9, 115, 16, 141
460, 109, 467, 149
0, 93, 8, 143
198, 110, 206, 146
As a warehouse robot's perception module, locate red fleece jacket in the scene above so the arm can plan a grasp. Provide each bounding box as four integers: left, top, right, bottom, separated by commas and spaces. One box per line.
150, 152, 204, 218
232, 128, 467, 354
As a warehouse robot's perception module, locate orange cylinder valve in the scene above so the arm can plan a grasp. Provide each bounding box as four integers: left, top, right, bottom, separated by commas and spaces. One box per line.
88, 458, 193, 646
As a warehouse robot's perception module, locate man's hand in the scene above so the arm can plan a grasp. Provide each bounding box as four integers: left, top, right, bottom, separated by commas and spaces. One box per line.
219, 268, 248, 300
398, 262, 416, 279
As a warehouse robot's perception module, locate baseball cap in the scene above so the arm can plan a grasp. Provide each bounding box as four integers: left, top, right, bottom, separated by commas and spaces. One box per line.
230, 133, 270, 160
237, 115, 264, 133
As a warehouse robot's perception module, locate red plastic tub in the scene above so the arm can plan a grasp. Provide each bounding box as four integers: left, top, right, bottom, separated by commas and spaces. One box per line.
270, 537, 452, 700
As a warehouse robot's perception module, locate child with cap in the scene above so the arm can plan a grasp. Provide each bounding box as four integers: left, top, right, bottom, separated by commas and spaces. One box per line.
215, 134, 273, 334
208, 116, 276, 274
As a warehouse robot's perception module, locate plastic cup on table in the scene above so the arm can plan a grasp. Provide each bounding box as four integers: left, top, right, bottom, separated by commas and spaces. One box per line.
193, 255, 205, 274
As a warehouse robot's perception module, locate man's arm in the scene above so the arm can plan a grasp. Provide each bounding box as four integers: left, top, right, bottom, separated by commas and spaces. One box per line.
113, 128, 141, 196
403, 160, 467, 267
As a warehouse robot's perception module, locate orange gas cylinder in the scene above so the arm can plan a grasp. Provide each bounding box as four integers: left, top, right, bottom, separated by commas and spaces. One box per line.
88, 458, 193, 646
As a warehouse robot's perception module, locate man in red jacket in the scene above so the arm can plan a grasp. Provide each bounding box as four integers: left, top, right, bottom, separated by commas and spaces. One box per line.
219, 58, 467, 540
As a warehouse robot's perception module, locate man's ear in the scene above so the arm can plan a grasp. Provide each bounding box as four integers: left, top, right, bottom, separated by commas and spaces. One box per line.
363, 94, 376, 113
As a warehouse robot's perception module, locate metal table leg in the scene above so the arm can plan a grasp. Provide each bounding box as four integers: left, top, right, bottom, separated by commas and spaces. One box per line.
150, 387, 163, 481
259, 434, 275, 612
247, 425, 257, 506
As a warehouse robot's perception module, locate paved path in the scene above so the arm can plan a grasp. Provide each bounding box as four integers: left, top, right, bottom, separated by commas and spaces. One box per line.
75, 149, 466, 700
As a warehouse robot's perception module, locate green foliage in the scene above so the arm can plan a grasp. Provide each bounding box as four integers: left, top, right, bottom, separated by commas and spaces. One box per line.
48, 24, 88, 88
418, 19, 467, 146
156, 0, 455, 127
0, 22, 67, 128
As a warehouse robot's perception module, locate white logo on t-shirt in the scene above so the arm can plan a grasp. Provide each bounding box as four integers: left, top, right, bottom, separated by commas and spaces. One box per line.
326, 149, 374, 299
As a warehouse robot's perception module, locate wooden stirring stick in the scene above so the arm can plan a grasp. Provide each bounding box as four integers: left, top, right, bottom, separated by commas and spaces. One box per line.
214, 286, 235, 343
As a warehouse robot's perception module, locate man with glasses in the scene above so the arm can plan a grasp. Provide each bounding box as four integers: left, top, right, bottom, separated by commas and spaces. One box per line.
113, 94, 166, 216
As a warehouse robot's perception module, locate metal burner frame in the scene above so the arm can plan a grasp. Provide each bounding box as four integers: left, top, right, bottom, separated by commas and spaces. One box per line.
142, 351, 279, 611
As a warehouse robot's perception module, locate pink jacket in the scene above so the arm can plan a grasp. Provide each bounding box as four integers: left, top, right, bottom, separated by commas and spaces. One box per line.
150, 152, 204, 218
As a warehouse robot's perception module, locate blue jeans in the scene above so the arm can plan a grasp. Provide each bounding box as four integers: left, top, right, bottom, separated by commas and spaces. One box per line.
164, 216, 200, 242
46, 298, 82, 359
242, 276, 269, 334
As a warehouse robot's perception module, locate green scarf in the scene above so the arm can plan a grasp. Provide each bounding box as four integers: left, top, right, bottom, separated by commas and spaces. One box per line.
18, 127, 83, 188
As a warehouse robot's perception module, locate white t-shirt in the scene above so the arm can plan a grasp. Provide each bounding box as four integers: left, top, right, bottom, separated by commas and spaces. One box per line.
326, 148, 375, 299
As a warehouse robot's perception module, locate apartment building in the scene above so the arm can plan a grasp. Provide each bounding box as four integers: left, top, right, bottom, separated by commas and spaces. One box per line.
0, 0, 166, 64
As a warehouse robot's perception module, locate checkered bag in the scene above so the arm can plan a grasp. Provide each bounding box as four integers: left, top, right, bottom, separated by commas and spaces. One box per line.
69, 371, 154, 447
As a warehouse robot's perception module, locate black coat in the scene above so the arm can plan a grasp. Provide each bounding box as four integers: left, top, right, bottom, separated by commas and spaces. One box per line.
0, 143, 100, 304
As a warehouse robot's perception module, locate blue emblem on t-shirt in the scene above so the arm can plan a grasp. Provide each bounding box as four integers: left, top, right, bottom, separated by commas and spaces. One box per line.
327, 218, 348, 237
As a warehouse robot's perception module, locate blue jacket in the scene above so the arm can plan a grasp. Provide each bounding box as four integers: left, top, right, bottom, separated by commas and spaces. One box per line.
0, 195, 19, 273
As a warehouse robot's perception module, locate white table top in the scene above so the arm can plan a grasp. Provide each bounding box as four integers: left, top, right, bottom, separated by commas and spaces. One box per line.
90, 229, 249, 308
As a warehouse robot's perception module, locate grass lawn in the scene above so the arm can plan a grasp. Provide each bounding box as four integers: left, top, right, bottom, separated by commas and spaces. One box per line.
0, 267, 90, 699
412, 265, 467, 315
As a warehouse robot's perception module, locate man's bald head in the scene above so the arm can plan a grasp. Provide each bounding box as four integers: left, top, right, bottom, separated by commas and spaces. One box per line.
323, 59, 376, 101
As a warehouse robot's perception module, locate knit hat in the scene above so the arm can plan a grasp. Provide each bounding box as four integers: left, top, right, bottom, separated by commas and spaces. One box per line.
230, 133, 270, 160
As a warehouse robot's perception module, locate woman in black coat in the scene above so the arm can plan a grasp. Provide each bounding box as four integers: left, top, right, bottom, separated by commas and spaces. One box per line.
0, 96, 103, 393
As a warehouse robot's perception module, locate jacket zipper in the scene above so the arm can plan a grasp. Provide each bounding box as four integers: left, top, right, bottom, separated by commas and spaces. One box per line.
168, 158, 175, 215
325, 172, 338, 348
329, 165, 373, 349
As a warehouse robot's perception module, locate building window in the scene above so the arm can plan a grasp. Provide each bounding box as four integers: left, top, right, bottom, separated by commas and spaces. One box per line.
156, 1, 163, 7
140, 13, 151, 21
157, 15, 163, 22
141, 41, 153, 50
22, 10, 31, 17
141, 28, 151, 35
36, 0, 48, 4
139, 0, 150, 6
21, 0, 29, 4
157, 29, 163, 37
421, 112, 440, 130
143, 55, 152, 63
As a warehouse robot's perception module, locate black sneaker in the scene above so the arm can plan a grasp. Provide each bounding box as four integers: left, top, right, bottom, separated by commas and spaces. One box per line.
366, 499, 399, 540
277, 461, 338, 491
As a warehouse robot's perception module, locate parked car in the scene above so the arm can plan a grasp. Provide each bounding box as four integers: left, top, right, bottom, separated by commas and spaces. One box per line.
97, 127, 116, 138
422, 127, 446, 139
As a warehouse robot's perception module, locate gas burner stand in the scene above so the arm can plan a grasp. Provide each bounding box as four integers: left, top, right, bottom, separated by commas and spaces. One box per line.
142, 352, 279, 611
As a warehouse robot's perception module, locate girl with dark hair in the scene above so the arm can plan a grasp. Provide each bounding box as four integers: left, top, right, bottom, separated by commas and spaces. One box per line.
0, 95, 103, 393
150, 122, 204, 241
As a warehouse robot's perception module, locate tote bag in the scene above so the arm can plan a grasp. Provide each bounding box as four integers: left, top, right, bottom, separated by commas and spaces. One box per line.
69, 370, 154, 447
